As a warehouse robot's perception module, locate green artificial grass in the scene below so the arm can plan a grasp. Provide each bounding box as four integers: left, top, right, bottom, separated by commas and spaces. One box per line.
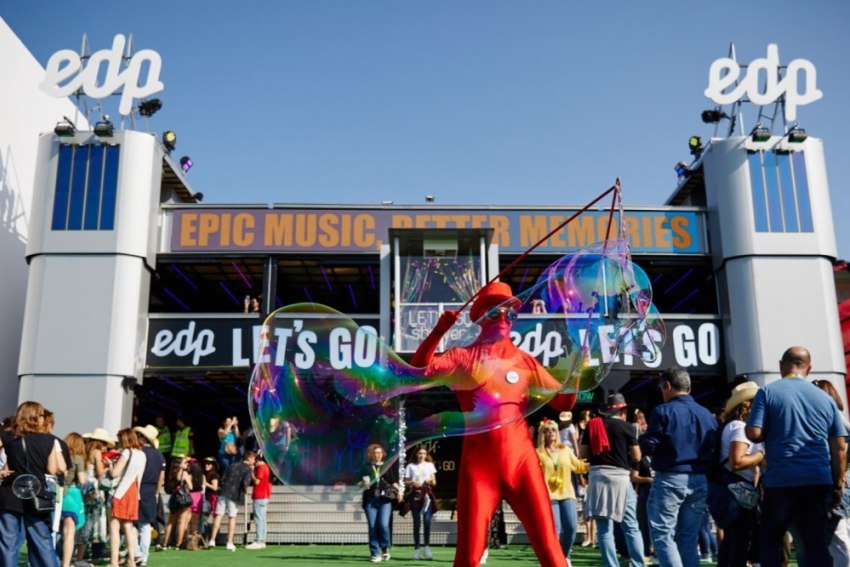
25, 544, 699, 566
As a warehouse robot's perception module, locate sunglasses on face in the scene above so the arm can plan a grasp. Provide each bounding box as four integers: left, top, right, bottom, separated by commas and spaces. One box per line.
485, 306, 518, 322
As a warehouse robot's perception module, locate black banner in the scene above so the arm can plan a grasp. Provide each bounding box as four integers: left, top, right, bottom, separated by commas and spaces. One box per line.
146, 315, 721, 373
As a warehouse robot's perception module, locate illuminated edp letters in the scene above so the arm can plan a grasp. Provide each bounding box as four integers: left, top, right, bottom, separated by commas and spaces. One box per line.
39, 34, 164, 116
704, 44, 821, 122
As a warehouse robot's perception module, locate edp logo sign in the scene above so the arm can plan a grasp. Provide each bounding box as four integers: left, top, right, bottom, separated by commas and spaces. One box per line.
705, 44, 821, 122
39, 34, 164, 116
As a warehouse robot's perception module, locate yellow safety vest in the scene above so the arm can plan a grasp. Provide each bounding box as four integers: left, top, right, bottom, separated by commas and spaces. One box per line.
173, 426, 192, 457
157, 426, 173, 455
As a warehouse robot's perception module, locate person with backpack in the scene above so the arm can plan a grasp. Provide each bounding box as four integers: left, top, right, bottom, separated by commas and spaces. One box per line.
209, 450, 256, 552
162, 456, 192, 549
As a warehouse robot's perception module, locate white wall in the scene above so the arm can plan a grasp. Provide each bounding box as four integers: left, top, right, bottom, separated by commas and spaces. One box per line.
0, 17, 88, 418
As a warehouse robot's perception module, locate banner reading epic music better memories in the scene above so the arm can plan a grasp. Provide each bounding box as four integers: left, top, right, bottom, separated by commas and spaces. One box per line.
166, 207, 707, 254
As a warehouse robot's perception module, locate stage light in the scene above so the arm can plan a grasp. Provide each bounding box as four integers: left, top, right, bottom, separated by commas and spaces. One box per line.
180, 156, 193, 173
688, 136, 703, 156
701, 109, 728, 124
425, 195, 435, 202
750, 124, 771, 143
787, 126, 808, 143
54, 117, 76, 137
93, 119, 114, 137
162, 131, 177, 153
138, 98, 162, 117
193, 192, 204, 202
674, 161, 690, 177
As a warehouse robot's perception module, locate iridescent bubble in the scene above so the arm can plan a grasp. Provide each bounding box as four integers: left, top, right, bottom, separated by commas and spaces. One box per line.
249, 240, 664, 494
12, 474, 41, 499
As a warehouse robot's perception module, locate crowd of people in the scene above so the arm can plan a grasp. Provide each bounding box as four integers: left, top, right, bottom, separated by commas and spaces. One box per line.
2, 345, 848, 567
0, 408, 270, 567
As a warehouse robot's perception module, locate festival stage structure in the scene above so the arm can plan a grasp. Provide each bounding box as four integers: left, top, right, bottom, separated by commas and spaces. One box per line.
3, 21, 847, 539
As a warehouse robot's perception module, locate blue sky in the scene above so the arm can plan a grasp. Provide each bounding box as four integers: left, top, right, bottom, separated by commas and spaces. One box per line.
3, 0, 849, 258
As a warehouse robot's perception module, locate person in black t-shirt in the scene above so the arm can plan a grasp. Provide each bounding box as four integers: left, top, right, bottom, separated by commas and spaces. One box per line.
580, 393, 645, 567
208, 450, 256, 551
0, 401, 64, 567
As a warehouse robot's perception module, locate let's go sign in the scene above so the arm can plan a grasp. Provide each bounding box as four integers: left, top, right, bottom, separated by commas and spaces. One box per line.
39, 34, 164, 116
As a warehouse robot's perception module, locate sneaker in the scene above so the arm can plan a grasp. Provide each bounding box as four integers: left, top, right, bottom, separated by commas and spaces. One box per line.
580, 540, 592, 547
382, 551, 391, 560
423, 546, 432, 560
226, 543, 237, 552
412, 548, 420, 560
207, 540, 215, 549
370, 556, 382, 563
699, 554, 713, 563
246, 542, 266, 550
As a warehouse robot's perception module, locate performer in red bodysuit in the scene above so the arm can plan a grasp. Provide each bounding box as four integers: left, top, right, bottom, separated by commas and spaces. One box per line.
411, 282, 576, 567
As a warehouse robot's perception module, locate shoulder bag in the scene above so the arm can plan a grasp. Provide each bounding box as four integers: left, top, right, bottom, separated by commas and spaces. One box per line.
21, 437, 57, 513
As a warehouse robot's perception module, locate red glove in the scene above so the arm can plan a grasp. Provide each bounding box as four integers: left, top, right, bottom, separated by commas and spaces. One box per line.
410, 310, 459, 366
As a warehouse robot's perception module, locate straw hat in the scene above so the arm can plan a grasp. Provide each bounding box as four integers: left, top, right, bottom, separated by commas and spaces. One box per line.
83, 427, 116, 448
133, 424, 160, 449
724, 381, 760, 417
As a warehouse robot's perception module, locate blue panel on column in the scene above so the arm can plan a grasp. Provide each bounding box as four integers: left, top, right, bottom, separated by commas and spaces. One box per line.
51, 144, 74, 230
100, 146, 120, 230
83, 145, 105, 230
748, 152, 769, 232
792, 152, 813, 233
776, 152, 799, 232
67, 145, 89, 230
763, 151, 783, 232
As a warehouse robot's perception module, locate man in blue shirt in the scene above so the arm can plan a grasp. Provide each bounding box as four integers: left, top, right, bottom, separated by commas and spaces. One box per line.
745, 346, 848, 567
640, 366, 718, 567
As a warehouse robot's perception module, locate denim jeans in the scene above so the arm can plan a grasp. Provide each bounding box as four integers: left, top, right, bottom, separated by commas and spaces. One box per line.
412, 504, 434, 547
137, 522, 152, 561
759, 485, 832, 567
0, 510, 60, 567
363, 497, 392, 557
596, 486, 645, 567
698, 510, 717, 557
551, 498, 578, 558
253, 498, 268, 542
648, 472, 707, 567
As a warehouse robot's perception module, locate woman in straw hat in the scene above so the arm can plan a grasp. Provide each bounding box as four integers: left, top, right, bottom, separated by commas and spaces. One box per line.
717, 381, 765, 567
76, 428, 115, 564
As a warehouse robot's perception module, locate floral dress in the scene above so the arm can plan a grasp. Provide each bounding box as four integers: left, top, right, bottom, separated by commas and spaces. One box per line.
77, 462, 107, 545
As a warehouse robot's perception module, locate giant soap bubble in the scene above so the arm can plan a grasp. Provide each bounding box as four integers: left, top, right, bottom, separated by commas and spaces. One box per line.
249, 239, 664, 492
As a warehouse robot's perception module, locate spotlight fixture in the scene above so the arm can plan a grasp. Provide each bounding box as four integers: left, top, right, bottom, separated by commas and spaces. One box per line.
138, 98, 163, 117
688, 136, 703, 157
750, 124, 771, 143
162, 131, 177, 153
179, 156, 193, 173
674, 161, 690, 177
701, 109, 728, 124
425, 195, 435, 202
787, 126, 808, 143
93, 119, 114, 137
54, 117, 76, 137
193, 192, 204, 202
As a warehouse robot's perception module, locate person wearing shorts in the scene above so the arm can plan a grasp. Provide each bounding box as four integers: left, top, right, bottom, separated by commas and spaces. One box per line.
208, 451, 256, 551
